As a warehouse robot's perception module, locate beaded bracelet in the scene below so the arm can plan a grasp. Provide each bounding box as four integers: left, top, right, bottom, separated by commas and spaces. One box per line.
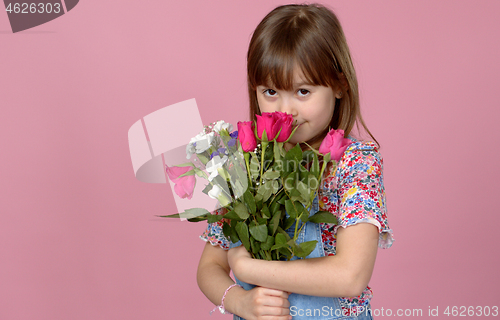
210, 283, 243, 315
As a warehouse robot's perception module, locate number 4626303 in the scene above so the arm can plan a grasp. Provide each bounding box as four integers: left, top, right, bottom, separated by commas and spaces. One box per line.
5, 3, 62, 14
443, 306, 498, 317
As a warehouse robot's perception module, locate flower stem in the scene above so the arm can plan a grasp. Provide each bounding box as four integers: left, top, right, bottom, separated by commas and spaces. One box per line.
259, 141, 268, 185
244, 152, 252, 189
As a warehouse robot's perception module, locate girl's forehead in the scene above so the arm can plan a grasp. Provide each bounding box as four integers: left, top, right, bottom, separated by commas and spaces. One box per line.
260, 65, 313, 88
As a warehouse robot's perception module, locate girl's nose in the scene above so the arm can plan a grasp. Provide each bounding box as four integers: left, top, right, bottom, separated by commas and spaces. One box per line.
278, 98, 297, 116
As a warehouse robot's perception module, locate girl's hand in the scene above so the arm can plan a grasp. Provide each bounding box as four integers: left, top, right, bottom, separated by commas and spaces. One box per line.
225, 286, 292, 320
227, 245, 252, 278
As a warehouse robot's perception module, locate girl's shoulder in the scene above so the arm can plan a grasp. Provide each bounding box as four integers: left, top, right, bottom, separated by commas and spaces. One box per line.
321, 138, 383, 189
340, 137, 382, 169
344, 136, 380, 154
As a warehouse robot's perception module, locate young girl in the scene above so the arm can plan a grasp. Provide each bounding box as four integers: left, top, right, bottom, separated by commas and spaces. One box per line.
198, 4, 394, 320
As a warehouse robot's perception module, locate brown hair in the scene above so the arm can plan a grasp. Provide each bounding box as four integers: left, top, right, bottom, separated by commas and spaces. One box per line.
247, 3, 378, 148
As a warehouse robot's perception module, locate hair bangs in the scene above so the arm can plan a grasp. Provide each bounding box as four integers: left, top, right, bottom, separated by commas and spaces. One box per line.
249, 31, 338, 92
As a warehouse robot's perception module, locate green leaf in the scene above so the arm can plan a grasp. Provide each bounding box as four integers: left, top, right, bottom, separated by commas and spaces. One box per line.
257, 217, 267, 225
255, 198, 263, 211
263, 183, 273, 202
222, 222, 231, 239
270, 243, 287, 251
254, 193, 263, 202
207, 213, 224, 223
196, 153, 210, 165
260, 235, 275, 251
289, 188, 303, 203
302, 150, 315, 162
228, 161, 248, 198
296, 240, 318, 258
223, 210, 241, 221
284, 217, 295, 230
243, 190, 257, 215
217, 167, 230, 180
273, 141, 282, 161
157, 213, 181, 218
261, 204, 271, 219
298, 206, 309, 224
285, 199, 297, 219
235, 221, 250, 251
323, 152, 331, 163
261, 129, 268, 142
275, 233, 287, 245
264, 144, 274, 166
234, 202, 250, 220
269, 210, 281, 235
283, 172, 297, 193
285, 143, 303, 164
257, 182, 273, 202
201, 183, 212, 195
249, 224, 268, 242
287, 239, 299, 251
272, 180, 280, 194
269, 195, 281, 214
299, 166, 309, 181
229, 220, 240, 243
273, 159, 284, 175
263, 170, 280, 180
296, 180, 310, 202
250, 155, 260, 180
278, 247, 292, 260
186, 215, 209, 222
311, 154, 320, 178
276, 227, 291, 240
160, 208, 210, 220
277, 195, 287, 205
307, 174, 320, 192
282, 158, 296, 178
250, 237, 260, 253
308, 211, 338, 224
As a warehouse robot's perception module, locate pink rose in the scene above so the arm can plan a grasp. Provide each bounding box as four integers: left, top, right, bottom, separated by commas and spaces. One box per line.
318, 129, 353, 161
237, 121, 257, 152
256, 112, 282, 141
165, 165, 196, 199
275, 112, 294, 142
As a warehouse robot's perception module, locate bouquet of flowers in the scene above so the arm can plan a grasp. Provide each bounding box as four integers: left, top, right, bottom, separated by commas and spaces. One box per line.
162, 112, 352, 261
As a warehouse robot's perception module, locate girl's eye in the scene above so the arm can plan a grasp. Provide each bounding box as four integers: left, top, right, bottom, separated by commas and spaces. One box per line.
297, 89, 310, 97
263, 89, 277, 97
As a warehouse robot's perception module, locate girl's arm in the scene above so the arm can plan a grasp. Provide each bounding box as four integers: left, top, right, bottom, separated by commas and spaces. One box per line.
197, 242, 292, 320
228, 223, 379, 298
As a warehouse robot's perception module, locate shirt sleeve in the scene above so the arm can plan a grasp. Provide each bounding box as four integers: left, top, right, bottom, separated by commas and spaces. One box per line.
199, 206, 231, 250
335, 142, 394, 249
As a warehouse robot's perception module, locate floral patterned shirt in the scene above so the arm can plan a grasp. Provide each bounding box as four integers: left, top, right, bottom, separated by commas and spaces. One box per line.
200, 140, 394, 316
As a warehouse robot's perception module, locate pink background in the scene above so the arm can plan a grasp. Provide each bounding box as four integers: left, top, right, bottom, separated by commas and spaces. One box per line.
1, 1, 499, 319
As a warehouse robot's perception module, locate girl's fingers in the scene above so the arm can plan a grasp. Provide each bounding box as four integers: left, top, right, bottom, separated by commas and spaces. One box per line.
259, 287, 290, 298
261, 296, 290, 308
238, 286, 291, 319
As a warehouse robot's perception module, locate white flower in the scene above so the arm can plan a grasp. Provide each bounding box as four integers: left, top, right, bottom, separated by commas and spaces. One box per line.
208, 185, 222, 200
186, 131, 215, 159
186, 143, 196, 159
205, 155, 228, 181
213, 120, 233, 133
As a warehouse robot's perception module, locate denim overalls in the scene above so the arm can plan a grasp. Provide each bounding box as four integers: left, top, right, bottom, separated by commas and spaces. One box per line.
229, 197, 373, 320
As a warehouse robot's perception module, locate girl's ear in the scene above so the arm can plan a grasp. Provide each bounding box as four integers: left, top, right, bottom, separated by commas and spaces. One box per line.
335, 73, 348, 99
338, 72, 348, 91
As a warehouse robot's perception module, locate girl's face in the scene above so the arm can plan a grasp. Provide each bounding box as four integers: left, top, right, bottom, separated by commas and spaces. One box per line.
256, 66, 341, 149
